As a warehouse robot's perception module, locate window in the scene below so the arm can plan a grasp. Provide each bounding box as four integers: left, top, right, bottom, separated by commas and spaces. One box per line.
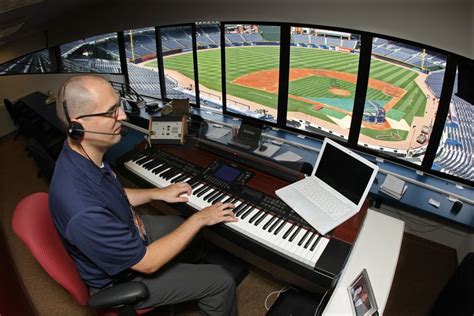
0, 49, 53, 75
60, 33, 121, 73
196, 21, 222, 111
431, 64, 473, 181
124, 27, 161, 98
161, 25, 196, 102
357, 37, 446, 165
224, 23, 280, 123
288, 27, 361, 139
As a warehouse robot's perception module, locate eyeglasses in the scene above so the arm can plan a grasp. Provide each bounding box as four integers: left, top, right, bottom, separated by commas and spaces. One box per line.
75, 98, 127, 120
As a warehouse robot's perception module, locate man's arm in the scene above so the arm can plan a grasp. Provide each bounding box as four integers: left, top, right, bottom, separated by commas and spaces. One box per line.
131, 202, 237, 274
124, 183, 192, 206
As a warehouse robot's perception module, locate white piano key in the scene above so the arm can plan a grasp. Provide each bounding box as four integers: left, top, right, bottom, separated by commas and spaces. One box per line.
309, 237, 330, 266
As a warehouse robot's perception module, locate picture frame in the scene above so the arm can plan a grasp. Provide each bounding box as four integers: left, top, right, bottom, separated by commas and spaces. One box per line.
347, 269, 378, 316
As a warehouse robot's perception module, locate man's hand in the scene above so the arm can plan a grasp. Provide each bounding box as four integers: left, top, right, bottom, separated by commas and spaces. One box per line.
155, 183, 192, 203
194, 202, 238, 226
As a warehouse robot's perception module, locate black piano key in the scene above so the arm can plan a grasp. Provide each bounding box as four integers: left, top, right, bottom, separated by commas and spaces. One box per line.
149, 161, 166, 172
249, 210, 263, 224
132, 153, 147, 162
254, 213, 268, 226
142, 159, 161, 170
159, 169, 173, 179
273, 220, 286, 235
263, 216, 277, 230
170, 173, 185, 183
235, 205, 252, 217
240, 207, 255, 220
231, 201, 246, 213
173, 174, 189, 183
304, 233, 317, 249
164, 169, 178, 178
208, 191, 224, 203
190, 181, 202, 189
221, 196, 233, 204
165, 171, 181, 181
186, 178, 198, 185
135, 156, 152, 164
203, 189, 218, 201
196, 186, 212, 197
193, 185, 209, 196
162, 169, 178, 180
152, 165, 169, 174
282, 224, 295, 240
310, 235, 321, 252
213, 193, 229, 204
268, 217, 282, 233
209, 192, 224, 204
298, 230, 310, 246
289, 227, 301, 242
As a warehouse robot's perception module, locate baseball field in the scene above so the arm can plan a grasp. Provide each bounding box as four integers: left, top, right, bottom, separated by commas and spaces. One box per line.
146, 46, 429, 142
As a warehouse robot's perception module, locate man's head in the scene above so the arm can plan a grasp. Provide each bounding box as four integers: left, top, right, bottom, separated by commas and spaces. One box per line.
57, 75, 126, 147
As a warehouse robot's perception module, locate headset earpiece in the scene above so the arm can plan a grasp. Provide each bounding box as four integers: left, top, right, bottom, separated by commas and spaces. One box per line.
68, 121, 85, 141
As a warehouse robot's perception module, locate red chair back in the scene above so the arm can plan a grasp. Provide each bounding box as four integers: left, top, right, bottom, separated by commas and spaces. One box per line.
12, 192, 89, 306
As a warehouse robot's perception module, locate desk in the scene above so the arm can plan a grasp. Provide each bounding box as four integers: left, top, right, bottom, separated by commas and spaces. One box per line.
186, 109, 474, 230
323, 209, 404, 315
19, 91, 64, 132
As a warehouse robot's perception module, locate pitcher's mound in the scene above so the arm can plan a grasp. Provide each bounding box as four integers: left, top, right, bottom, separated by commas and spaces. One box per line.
329, 88, 351, 96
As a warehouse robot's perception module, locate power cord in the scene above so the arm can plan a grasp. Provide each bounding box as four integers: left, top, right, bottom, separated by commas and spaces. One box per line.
313, 289, 329, 316
380, 205, 446, 234
264, 286, 293, 311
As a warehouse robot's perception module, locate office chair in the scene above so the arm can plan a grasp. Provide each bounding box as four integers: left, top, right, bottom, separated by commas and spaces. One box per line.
26, 138, 56, 182
12, 192, 154, 316
4, 98, 24, 140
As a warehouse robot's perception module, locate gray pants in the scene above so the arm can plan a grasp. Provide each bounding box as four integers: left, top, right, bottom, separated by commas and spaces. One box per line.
134, 215, 237, 316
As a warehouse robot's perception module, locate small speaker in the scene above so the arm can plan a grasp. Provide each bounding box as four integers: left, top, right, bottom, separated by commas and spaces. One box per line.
450, 201, 463, 215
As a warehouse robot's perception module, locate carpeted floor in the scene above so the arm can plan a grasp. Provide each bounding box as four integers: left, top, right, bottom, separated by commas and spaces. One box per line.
0, 134, 458, 315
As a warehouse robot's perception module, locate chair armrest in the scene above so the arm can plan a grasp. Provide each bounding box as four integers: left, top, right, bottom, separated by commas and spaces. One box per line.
88, 281, 149, 309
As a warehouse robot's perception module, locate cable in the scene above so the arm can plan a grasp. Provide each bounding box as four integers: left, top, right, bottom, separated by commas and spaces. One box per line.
313, 289, 329, 316
379, 205, 464, 235
264, 286, 293, 311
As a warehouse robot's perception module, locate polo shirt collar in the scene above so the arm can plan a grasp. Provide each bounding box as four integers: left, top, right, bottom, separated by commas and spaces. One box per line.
63, 141, 112, 186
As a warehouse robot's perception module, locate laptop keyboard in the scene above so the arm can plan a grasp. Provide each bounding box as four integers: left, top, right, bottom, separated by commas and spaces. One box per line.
293, 179, 351, 220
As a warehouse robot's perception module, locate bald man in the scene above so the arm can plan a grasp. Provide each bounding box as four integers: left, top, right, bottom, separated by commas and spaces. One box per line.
49, 75, 238, 315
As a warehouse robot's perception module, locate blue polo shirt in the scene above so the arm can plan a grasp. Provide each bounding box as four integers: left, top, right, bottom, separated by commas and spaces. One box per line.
49, 142, 147, 288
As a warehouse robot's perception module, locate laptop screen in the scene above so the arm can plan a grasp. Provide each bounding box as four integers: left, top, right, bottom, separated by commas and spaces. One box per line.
315, 142, 375, 205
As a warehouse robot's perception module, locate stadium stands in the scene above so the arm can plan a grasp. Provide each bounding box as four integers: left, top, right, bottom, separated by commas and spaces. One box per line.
226, 33, 245, 44
372, 39, 447, 70
0, 49, 52, 74
427, 70, 474, 181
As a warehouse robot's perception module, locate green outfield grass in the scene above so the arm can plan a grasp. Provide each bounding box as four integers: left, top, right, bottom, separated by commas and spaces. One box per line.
154, 46, 426, 140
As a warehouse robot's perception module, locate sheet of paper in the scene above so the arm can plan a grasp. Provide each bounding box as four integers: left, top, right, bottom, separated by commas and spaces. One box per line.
206, 128, 230, 139
273, 150, 303, 162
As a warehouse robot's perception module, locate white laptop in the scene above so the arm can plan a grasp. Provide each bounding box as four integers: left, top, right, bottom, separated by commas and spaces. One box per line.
275, 138, 379, 235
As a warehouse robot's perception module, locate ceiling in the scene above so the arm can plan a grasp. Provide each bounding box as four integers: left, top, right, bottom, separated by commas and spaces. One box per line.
0, 0, 472, 62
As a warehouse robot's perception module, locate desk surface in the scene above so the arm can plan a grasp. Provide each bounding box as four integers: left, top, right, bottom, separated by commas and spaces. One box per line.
323, 209, 405, 315
19, 91, 64, 132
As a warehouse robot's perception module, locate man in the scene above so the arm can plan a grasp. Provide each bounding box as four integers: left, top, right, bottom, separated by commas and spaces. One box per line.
49, 74, 238, 315
352, 285, 370, 316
